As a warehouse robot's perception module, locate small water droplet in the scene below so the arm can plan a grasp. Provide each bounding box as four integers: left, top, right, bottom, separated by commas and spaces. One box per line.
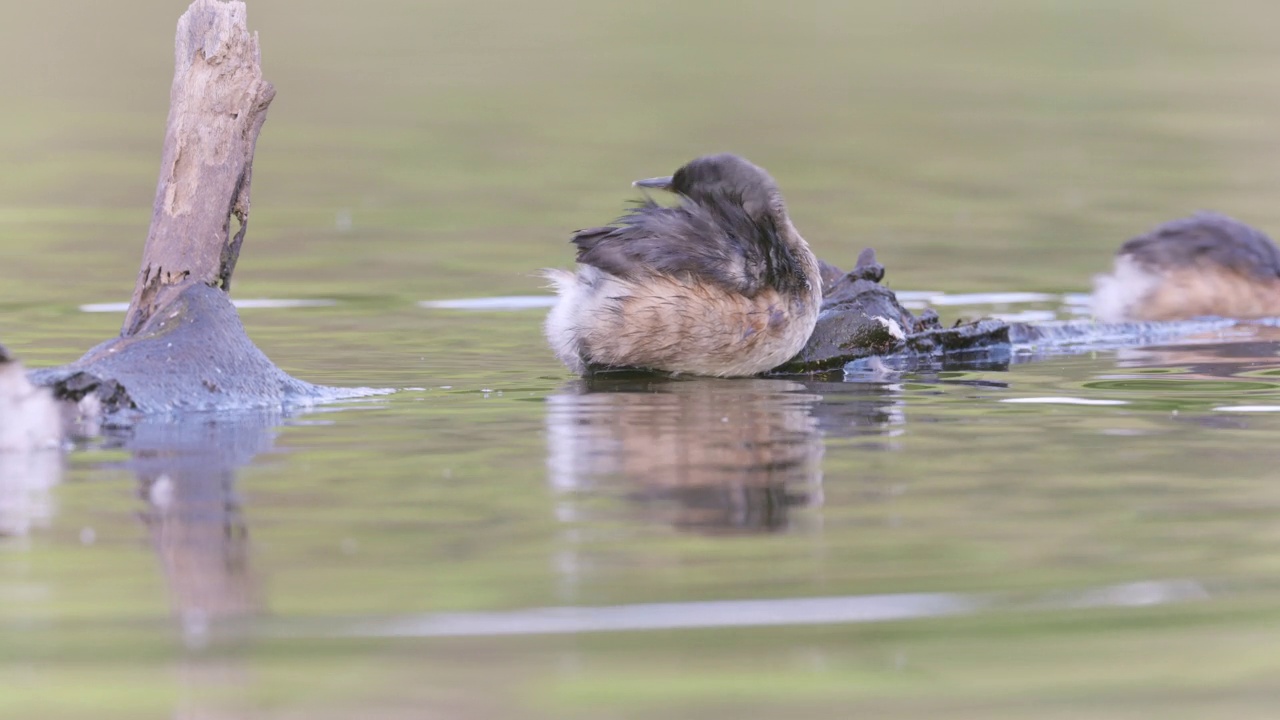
182, 610, 209, 650
149, 475, 174, 508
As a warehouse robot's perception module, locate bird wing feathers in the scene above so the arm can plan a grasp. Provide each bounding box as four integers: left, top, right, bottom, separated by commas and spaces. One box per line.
570, 198, 776, 296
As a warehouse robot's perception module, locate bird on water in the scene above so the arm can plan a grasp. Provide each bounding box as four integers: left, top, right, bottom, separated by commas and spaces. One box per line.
544, 153, 822, 377
1092, 212, 1280, 322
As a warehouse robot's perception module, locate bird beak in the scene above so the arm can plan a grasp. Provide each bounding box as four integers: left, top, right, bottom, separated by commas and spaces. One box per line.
632, 175, 673, 191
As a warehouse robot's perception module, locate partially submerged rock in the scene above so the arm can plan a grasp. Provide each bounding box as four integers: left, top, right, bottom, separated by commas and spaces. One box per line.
28, 284, 336, 416
777, 249, 1010, 373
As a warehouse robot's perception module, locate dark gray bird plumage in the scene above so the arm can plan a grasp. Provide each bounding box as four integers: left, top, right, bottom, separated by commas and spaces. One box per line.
1119, 211, 1280, 280
569, 154, 811, 298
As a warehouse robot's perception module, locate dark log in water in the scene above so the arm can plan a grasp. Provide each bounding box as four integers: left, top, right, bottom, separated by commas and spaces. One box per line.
777, 249, 1011, 373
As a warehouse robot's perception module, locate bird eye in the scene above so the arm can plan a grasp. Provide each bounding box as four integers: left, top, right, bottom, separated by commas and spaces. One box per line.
671, 168, 687, 191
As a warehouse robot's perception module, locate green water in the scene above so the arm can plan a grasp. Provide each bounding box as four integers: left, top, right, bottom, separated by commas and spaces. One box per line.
5, 1, 1280, 717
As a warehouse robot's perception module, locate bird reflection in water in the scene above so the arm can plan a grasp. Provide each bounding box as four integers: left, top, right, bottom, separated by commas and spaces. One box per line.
547, 375, 834, 534
0, 355, 63, 539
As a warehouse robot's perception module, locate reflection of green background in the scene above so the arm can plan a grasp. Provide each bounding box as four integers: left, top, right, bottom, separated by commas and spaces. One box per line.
5, 2, 1280, 718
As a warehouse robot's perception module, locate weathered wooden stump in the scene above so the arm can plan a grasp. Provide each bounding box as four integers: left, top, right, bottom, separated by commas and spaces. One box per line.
24, 0, 363, 419
124, 0, 275, 337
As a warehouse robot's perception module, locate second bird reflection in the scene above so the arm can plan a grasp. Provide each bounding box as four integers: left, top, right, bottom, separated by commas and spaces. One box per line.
546, 376, 825, 533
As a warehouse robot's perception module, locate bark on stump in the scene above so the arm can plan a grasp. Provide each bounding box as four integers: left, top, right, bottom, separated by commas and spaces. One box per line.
125, 0, 274, 337
29, 0, 338, 417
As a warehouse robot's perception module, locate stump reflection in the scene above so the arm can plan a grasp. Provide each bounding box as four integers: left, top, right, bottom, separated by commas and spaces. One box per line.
120, 413, 279, 640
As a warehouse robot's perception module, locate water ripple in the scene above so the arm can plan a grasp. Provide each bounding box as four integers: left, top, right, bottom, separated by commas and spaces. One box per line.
329, 579, 1207, 639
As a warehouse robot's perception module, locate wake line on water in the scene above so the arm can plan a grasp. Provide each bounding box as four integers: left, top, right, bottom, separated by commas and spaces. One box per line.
321, 579, 1207, 639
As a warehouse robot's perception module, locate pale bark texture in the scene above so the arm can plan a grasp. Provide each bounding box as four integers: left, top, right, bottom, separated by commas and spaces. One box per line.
27, 0, 363, 417
123, 0, 275, 337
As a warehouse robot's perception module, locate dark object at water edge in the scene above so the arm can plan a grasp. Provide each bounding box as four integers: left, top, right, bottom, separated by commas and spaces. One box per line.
28, 284, 332, 416
776, 248, 1010, 373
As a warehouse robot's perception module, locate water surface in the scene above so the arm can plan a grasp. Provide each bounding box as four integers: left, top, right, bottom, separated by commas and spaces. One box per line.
5, 1, 1280, 718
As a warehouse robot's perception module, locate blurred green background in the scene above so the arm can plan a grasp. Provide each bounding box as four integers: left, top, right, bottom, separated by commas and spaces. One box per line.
6, 0, 1280, 311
